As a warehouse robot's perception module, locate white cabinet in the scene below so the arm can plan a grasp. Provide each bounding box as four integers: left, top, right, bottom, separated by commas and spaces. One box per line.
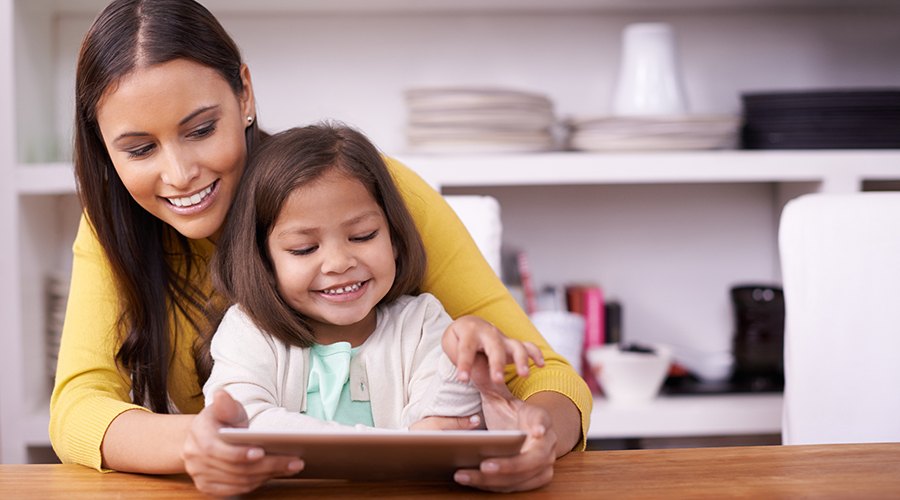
2, 0, 900, 463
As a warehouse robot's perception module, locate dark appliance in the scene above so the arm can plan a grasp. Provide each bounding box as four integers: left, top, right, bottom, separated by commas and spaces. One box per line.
730, 284, 784, 391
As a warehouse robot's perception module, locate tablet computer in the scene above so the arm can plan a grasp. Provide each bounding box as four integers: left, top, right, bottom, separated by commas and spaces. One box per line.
219, 428, 526, 480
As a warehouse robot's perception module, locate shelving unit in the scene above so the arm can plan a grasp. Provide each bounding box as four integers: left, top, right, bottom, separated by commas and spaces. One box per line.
3, 0, 900, 464
588, 393, 783, 439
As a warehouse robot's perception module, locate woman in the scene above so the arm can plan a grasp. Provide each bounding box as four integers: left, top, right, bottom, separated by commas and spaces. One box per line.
50, 0, 592, 495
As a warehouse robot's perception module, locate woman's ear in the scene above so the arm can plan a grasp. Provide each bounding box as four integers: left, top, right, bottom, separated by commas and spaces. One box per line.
239, 64, 256, 124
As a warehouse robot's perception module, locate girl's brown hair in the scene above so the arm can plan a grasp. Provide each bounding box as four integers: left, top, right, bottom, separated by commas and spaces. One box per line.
73, 0, 263, 412
211, 123, 427, 349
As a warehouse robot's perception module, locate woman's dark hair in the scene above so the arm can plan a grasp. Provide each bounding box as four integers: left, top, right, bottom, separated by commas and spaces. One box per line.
73, 0, 263, 412
211, 123, 427, 351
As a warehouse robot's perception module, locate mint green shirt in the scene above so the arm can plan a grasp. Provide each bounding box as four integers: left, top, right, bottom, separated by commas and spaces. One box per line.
305, 342, 374, 426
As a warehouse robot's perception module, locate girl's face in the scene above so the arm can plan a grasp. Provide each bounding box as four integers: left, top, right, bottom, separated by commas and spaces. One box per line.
267, 169, 397, 346
96, 58, 255, 240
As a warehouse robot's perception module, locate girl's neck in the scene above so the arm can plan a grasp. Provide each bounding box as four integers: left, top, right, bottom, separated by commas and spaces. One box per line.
311, 309, 378, 348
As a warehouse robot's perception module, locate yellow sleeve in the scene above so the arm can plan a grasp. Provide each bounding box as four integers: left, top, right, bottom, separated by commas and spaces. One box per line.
386, 157, 593, 449
49, 215, 150, 470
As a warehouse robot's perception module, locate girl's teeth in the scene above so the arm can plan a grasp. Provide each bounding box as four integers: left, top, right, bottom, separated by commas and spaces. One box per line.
168, 184, 213, 207
323, 282, 362, 295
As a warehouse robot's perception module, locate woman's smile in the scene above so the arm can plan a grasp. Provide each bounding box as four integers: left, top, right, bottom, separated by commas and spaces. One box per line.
162, 179, 220, 215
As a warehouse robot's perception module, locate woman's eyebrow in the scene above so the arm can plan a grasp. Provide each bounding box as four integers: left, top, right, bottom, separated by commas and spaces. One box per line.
112, 105, 221, 144
179, 105, 219, 126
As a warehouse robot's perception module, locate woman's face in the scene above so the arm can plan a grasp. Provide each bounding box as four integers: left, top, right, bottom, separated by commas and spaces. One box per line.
96, 58, 255, 240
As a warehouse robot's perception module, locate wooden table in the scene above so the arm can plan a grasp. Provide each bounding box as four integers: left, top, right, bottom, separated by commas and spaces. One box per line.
2, 443, 899, 498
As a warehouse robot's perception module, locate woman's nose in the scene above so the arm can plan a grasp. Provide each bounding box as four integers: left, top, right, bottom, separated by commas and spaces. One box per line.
321, 244, 356, 274
160, 148, 200, 189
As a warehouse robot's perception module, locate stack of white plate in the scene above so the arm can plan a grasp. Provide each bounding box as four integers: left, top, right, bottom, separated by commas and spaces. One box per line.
46, 273, 69, 382
567, 115, 740, 151
405, 87, 557, 154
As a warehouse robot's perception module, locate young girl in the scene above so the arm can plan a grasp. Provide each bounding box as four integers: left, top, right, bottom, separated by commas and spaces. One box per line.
52, 0, 591, 495
203, 123, 542, 431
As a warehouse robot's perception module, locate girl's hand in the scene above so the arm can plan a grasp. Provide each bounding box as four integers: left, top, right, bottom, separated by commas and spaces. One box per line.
182, 390, 304, 496
409, 414, 484, 431
454, 355, 557, 492
441, 315, 544, 385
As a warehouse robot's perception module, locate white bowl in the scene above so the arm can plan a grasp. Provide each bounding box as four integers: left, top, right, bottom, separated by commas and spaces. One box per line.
586, 344, 672, 405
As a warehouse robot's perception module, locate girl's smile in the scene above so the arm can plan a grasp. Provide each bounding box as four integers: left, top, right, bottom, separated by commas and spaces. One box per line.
317, 279, 369, 301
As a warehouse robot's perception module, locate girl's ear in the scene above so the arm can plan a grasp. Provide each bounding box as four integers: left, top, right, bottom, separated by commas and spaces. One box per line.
239, 63, 256, 124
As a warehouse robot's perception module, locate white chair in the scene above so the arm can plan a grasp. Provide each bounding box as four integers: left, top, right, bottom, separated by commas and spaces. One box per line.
779, 192, 900, 445
444, 195, 503, 277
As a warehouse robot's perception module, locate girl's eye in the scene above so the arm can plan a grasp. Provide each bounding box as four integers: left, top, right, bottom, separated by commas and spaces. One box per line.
188, 121, 217, 139
289, 246, 317, 256
126, 143, 155, 159
351, 230, 378, 242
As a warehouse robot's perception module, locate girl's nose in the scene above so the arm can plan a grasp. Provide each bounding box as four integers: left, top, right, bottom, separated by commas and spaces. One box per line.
321, 245, 356, 274
160, 148, 200, 189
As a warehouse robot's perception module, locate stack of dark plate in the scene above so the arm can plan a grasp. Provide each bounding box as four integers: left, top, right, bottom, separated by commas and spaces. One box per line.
741, 89, 900, 149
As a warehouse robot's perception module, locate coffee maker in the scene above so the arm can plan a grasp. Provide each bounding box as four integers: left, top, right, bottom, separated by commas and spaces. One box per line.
730, 284, 784, 391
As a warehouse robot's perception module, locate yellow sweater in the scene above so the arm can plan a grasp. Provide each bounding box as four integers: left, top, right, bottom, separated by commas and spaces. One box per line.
49, 158, 592, 470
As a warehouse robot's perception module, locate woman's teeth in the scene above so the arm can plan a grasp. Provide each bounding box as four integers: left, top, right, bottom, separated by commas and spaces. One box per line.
322, 282, 363, 295
168, 184, 213, 207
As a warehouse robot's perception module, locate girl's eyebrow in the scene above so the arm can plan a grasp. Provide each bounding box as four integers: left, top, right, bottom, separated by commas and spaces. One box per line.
111, 105, 220, 144
342, 211, 381, 227
275, 211, 382, 239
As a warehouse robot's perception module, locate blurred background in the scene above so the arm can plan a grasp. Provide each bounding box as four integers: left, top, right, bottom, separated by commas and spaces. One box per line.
3, 0, 900, 462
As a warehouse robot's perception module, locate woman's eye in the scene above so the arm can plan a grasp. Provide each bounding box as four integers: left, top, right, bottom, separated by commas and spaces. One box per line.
289, 246, 317, 256
189, 122, 217, 139
351, 230, 378, 242
126, 144, 155, 159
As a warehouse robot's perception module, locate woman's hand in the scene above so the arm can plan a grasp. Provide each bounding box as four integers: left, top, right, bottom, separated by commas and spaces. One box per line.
453, 354, 558, 492
442, 315, 544, 384
182, 390, 304, 496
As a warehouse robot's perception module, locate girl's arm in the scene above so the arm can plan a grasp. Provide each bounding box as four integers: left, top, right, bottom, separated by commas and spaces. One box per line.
398, 294, 482, 426
386, 157, 592, 452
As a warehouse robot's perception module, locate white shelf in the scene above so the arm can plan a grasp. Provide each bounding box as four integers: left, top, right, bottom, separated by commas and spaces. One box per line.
15, 163, 76, 195
13, 394, 782, 450
395, 150, 900, 191
588, 393, 783, 439
19, 151, 900, 195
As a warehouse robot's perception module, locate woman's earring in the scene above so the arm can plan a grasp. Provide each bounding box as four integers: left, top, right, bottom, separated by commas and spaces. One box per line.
246, 115, 254, 125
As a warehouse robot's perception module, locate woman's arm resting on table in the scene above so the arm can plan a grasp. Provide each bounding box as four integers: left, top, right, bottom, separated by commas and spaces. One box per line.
101, 391, 303, 497
100, 409, 193, 473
